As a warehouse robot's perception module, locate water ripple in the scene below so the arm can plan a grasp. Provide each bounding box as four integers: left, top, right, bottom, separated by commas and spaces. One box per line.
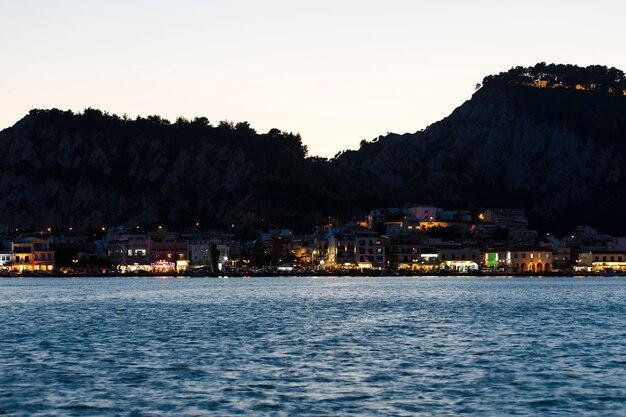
1, 277, 626, 416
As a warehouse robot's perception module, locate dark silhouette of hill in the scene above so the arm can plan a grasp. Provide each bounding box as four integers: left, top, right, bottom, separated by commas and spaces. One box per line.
1, 63, 625, 234
0, 110, 389, 231
336, 63, 626, 234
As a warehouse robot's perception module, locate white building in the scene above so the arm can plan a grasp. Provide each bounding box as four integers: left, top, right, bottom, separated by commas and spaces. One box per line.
405, 206, 442, 221
0, 251, 12, 270
188, 238, 220, 269
217, 243, 231, 271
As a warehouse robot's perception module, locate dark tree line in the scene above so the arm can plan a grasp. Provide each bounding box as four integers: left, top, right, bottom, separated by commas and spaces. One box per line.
483, 63, 626, 93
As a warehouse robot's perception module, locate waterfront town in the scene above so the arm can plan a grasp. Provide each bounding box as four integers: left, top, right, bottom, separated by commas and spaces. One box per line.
1, 205, 625, 276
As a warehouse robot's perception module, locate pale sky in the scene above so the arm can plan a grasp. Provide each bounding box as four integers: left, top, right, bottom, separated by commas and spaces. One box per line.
1, 0, 625, 157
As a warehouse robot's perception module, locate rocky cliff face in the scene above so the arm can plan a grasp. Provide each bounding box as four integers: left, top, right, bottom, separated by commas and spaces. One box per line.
337, 80, 626, 233
2, 64, 625, 234
0, 110, 383, 231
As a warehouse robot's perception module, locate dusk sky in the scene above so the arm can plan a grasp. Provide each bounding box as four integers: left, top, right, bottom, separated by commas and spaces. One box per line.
2, 0, 625, 157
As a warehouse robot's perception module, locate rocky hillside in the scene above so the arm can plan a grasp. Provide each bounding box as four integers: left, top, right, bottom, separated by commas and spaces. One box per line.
0, 110, 387, 231
337, 64, 626, 234
2, 63, 625, 234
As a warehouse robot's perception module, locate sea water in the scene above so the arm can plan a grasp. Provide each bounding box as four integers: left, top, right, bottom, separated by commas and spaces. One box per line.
1, 277, 625, 416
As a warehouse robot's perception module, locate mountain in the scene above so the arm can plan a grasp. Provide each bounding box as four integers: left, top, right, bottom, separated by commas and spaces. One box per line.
0, 110, 388, 231
336, 63, 626, 234
1, 63, 626, 234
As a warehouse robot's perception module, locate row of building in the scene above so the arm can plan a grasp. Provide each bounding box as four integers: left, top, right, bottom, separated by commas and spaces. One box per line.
1, 206, 626, 274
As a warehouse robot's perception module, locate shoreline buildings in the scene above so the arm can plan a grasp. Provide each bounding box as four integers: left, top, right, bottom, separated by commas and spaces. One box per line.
2, 205, 626, 274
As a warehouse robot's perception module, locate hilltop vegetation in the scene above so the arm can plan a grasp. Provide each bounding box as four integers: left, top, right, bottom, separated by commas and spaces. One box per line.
482, 62, 626, 93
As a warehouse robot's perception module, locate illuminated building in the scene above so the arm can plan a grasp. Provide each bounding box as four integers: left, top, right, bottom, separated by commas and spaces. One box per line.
438, 246, 483, 272
417, 248, 439, 271
576, 251, 626, 272
216, 243, 230, 271
107, 232, 151, 272
289, 237, 317, 266
326, 225, 387, 269
327, 230, 357, 268
388, 234, 428, 270
0, 251, 12, 271
484, 246, 553, 273
418, 221, 451, 231
355, 234, 387, 269
12, 237, 55, 272
149, 231, 188, 273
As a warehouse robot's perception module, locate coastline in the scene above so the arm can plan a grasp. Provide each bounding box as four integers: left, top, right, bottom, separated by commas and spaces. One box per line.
1, 271, 621, 278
